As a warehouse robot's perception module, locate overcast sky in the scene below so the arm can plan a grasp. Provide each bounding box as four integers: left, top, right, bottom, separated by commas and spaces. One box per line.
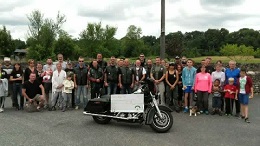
0, 0, 259, 41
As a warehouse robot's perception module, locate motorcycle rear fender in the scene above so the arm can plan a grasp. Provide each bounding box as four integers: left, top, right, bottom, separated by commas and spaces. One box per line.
145, 105, 173, 125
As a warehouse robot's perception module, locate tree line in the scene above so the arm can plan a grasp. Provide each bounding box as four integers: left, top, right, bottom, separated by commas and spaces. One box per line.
1, 10, 260, 61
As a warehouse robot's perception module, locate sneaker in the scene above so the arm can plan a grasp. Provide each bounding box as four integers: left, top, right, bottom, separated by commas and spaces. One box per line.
205, 111, 209, 115
238, 115, 245, 119
75, 106, 79, 110
200, 111, 204, 114
62, 107, 66, 112
0, 108, 3, 113
183, 107, 189, 113
245, 118, 250, 123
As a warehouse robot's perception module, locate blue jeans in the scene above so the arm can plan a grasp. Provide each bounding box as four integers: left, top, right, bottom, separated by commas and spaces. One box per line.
13, 83, 24, 108
107, 82, 117, 95
76, 85, 88, 107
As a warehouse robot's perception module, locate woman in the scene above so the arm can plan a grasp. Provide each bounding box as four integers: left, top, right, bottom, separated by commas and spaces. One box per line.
194, 65, 212, 114
24, 59, 37, 82
177, 64, 183, 108
10, 63, 24, 110
165, 62, 179, 112
36, 62, 44, 84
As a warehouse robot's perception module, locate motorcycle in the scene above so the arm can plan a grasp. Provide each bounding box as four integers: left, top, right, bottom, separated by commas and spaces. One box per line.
83, 82, 173, 133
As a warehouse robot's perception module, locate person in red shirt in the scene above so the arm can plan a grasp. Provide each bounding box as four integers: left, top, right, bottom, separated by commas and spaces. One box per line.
224, 78, 237, 116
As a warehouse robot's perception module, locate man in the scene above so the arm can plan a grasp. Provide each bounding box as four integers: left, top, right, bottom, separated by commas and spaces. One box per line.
22, 73, 45, 111
205, 57, 215, 74
90, 53, 107, 71
104, 56, 118, 95
118, 59, 134, 94
133, 60, 146, 90
50, 63, 66, 111
88, 60, 103, 99
74, 57, 89, 109
0, 63, 8, 112
139, 53, 146, 67
175, 56, 181, 65
150, 57, 166, 105
225, 60, 240, 117
55, 54, 67, 70
42, 58, 56, 108
116, 58, 124, 94
2, 57, 13, 105
145, 59, 154, 93
196, 59, 205, 73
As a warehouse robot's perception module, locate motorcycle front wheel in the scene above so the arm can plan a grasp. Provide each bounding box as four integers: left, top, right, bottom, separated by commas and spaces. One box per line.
150, 110, 173, 133
92, 116, 111, 124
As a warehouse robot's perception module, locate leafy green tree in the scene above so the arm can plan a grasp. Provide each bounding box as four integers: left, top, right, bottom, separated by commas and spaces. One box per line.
26, 10, 66, 60
220, 44, 256, 62
121, 25, 146, 57
0, 26, 14, 56
13, 39, 26, 50
79, 22, 119, 58
53, 35, 75, 60
165, 31, 184, 58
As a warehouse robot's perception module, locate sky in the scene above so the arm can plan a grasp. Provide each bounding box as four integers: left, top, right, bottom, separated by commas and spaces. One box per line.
0, 0, 259, 41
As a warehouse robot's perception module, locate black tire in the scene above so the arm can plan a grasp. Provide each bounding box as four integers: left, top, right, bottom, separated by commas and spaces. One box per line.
150, 110, 173, 133
92, 116, 111, 124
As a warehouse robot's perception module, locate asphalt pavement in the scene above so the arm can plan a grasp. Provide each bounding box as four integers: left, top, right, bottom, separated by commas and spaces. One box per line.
0, 95, 259, 146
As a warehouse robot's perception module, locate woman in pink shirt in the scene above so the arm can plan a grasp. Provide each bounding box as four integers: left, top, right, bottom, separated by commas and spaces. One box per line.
194, 65, 212, 114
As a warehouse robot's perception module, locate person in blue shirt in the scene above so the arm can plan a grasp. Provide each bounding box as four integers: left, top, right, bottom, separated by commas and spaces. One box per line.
182, 59, 197, 113
225, 60, 240, 117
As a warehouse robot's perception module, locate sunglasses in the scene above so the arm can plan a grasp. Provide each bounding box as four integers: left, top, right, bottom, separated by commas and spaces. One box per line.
79, 61, 84, 62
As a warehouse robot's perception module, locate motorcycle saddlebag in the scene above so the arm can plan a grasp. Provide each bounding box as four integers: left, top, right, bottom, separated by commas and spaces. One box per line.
84, 95, 111, 113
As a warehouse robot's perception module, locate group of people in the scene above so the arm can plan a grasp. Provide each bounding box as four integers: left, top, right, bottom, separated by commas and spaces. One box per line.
0, 53, 254, 123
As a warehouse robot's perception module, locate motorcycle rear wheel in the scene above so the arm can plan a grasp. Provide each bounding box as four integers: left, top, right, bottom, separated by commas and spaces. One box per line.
150, 110, 173, 133
92, 116, 111, 124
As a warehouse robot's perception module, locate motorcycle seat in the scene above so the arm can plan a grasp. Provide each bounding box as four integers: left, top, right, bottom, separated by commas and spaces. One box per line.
90, 95, 111, 102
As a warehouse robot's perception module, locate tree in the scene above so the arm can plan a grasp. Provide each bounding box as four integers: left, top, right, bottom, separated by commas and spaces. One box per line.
79, 22, 119, 58
0, 26, 14, 56
26, 10, 66, 60
122, 25, 146, 57
13, 39, 26, 49
220, 44, 256, 62
165, 31, 184, 58
53, 35, 76, 60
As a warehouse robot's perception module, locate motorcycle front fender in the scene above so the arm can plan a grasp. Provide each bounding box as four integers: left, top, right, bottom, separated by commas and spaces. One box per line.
145, 105, 173, 125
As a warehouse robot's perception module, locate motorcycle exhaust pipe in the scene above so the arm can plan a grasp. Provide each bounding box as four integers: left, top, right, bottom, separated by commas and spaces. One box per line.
83, 112, 139, 120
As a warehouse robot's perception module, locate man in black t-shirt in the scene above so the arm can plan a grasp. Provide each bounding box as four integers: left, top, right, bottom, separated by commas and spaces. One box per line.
22, 73, 45, 110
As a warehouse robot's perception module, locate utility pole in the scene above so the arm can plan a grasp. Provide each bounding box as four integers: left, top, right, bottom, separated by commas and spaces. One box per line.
160, 0, 165, 59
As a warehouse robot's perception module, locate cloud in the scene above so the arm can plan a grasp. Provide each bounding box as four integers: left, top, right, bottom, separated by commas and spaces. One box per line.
200, 0, 245, 7
0, 0, 31, 12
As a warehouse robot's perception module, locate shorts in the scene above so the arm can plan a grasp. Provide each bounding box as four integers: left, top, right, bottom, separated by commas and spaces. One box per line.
32, 94, 41, 102
184, 86, 193, 93
239, 93, 249, 105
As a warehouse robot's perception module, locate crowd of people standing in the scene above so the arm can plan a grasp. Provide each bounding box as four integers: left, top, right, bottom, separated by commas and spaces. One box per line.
0, 53, 254, 123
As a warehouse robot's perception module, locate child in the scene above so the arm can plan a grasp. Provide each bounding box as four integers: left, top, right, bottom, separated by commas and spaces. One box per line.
211, 79, 222, 116
224, 78, 237, 116
237, 68, 253, 123
182, 59, 197, 113
62, 73, 74, 112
